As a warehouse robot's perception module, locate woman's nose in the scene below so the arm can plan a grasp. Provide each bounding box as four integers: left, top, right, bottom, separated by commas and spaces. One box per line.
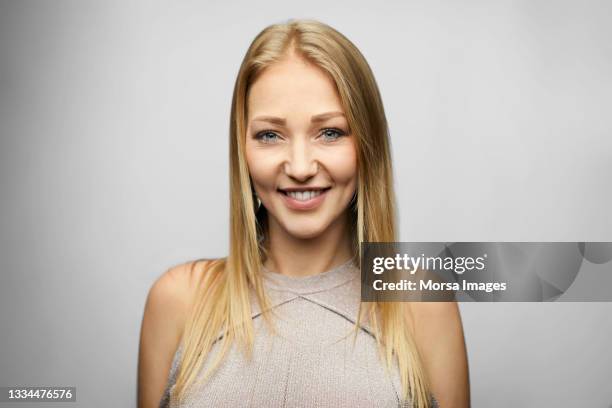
283, 139, 318, 181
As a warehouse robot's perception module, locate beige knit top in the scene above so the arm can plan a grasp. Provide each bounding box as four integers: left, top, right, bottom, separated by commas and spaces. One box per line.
158, 258, 438, 407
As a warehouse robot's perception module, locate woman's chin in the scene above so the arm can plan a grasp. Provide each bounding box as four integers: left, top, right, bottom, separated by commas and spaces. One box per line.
282, 221, 329, 240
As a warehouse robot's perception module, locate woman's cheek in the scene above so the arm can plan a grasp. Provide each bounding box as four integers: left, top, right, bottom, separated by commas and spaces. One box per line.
248, 163, 279, 201
325, 147, 357, 184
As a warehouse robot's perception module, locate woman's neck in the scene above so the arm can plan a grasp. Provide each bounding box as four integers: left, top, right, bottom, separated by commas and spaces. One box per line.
262, 211, 354, 278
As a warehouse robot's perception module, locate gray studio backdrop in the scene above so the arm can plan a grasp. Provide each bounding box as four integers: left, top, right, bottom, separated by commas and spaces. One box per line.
1, 1, 611, 407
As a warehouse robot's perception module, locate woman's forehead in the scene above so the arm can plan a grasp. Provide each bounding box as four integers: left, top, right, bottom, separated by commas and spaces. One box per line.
247, 56, 344, 120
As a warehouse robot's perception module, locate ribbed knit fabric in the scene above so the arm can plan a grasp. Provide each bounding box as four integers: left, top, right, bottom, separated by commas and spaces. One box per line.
158, 258, 438, 408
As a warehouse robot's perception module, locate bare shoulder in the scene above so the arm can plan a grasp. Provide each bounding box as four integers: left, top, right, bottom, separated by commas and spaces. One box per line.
405, 302, 470, 407
403, 302, 465, 350
137, 258, 220, 408
405, 301, 462, 325
143, 258, 220, 342
162, 258, 218, 305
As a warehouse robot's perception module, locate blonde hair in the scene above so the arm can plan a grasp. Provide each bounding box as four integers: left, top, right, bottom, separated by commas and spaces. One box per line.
170, 19, 432, 407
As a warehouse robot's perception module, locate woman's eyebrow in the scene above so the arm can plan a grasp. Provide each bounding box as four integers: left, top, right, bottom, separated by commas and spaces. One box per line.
311, 111, 345, 123
250, 111, 345, 125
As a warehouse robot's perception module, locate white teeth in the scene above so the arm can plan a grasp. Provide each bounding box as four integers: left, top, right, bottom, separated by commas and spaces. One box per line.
287, 190, 323, 201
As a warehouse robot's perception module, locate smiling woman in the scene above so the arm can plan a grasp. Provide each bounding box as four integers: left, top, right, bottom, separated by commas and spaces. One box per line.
138, 19, 468, 408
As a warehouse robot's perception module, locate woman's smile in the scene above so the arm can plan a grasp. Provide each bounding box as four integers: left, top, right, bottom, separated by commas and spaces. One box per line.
277, 187, 332, 211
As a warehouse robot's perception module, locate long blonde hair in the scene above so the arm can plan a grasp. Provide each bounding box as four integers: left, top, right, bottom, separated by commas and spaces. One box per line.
170, 19, 432, 407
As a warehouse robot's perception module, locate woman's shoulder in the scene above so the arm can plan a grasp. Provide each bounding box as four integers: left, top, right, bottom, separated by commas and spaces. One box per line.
138, 258, 224, 407
404, 301, 470, 407
145, 258, 225, 334
160, 257, 224, 304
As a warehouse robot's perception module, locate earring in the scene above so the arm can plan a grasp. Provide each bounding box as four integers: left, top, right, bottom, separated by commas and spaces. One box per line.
256, 196, 262, 211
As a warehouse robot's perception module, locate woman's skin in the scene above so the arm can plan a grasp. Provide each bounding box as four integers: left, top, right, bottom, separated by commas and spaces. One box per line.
138, 48, 470, 408
245, 49, 357, 278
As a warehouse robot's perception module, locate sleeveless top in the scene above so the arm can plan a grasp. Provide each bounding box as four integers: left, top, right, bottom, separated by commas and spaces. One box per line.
158, 258, 438, 408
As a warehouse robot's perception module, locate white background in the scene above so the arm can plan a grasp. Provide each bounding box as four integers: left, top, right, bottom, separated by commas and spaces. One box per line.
1, 1, 611, 406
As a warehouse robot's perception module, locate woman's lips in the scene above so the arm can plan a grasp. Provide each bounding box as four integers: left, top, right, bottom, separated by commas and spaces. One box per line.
278, 188, 330, 211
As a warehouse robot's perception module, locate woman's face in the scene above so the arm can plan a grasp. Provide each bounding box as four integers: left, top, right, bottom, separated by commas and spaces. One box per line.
245, 53, 357, 239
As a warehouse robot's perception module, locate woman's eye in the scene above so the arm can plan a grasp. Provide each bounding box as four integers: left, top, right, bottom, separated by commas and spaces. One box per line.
255, 129, 345, 143
320, 128, 345, 141
255, 131, 279, 143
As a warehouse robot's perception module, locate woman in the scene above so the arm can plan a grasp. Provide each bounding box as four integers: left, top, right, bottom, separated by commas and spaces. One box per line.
138, 19, 469, 408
